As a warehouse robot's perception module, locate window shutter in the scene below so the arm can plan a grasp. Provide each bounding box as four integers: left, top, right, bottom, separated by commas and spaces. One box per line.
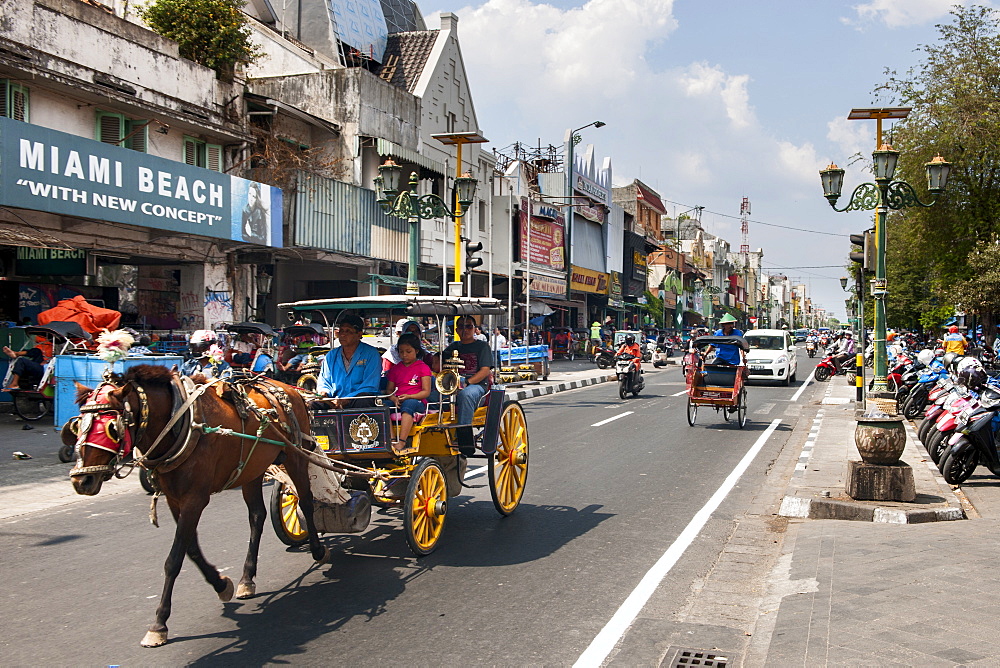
0, 80, 8, 119
126, 120, 147, 153
183, 138, 199, 166
206, 144, 223, 172
97, 112, 124, 145
10, 85, 28, 122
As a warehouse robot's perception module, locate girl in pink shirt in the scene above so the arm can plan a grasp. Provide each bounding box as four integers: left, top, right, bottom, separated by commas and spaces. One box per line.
386, 334, 432, 454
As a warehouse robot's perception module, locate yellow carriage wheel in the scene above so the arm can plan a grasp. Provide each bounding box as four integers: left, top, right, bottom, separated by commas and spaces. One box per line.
269, 481, 310, 547
488, 401, 529, 516
404, 458, 448, 556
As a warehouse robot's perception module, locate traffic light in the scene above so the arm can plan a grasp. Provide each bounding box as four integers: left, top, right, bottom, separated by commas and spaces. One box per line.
849, 230, 874, 271
465, 240, 484, 273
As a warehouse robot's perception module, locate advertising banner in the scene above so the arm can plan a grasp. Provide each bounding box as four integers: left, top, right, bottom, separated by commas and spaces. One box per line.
570, 265, 608, 294
0, 117, 283, 247
520, 198, 566, 271
528, 275, 567, 299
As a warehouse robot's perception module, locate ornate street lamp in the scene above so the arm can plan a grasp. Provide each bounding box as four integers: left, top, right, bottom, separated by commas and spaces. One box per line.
374, 160, 477, 295
819, 107, 950, 394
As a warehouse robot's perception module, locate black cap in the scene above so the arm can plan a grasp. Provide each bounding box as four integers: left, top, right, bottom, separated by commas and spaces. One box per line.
338, 314, 365, 331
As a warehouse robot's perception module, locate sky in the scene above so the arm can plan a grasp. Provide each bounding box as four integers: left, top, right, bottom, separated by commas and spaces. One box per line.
422, 0, 979, 321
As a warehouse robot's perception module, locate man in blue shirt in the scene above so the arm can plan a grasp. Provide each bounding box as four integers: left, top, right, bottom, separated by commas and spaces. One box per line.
711, 313, 745, 366
317, 314, 382, 408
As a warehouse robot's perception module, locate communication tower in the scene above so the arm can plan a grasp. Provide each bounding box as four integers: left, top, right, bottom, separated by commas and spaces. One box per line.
739, 197, 750, 257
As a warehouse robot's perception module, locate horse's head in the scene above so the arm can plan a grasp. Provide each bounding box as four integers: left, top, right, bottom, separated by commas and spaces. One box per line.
68, 380, 141, 495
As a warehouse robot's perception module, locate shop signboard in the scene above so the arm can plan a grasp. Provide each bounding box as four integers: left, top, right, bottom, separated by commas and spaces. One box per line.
15, 247, 86, 275
570, 265, 608, 294
528, 275, 567, 299
520, 198, 566, 271
609, 270, 623, 300
0, 117, 283, 247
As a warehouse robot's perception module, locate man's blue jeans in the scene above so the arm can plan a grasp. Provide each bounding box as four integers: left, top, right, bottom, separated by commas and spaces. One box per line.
455, 382, 487, 425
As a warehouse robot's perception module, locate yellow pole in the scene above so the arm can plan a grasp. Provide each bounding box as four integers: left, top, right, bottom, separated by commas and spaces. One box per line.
452, 140, 464, 340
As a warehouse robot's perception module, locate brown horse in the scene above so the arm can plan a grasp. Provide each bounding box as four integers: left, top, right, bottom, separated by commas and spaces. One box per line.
69, 365, 328, 648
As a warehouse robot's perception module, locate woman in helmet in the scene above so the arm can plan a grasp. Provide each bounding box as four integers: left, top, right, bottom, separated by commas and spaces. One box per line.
939, 325, 967, 355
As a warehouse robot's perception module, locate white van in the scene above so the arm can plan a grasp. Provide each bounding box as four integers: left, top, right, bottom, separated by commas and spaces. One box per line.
743, 328, 798, 385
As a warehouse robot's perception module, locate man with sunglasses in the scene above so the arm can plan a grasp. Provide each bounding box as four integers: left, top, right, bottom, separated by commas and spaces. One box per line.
439, 315, 494, 452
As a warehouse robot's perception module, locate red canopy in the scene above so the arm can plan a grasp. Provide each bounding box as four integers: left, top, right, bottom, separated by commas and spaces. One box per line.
37, 295, 121, 338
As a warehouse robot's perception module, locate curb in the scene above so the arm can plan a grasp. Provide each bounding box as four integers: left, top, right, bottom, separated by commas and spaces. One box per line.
778, 495, 964, 523
505, 373, 617, 402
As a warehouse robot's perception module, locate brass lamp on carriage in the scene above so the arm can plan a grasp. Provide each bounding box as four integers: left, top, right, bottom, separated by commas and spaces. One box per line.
374, 159, 478, 297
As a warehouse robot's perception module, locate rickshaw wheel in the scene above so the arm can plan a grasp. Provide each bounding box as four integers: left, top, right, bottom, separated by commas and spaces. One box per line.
686, 398, 697, 426
404, 458, 448, 556
270, 481, 310, 547
722, 403, 732, 421
13, 393, 50, 421
489, 401, 529, 516
297, 374, 318, 393
737, 389, 748, 429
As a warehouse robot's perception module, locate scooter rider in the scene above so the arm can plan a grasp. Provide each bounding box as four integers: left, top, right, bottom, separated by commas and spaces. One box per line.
833, 331, 856, 369
617, 333, 643, 374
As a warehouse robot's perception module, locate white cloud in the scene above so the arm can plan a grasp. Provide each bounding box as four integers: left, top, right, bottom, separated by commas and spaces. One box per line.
777, 141, 823, 184
844, 0, 962, 29
678, 63, 754, 128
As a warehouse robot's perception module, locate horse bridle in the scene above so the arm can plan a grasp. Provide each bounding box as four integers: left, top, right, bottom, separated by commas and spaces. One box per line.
68, 381, 149, 478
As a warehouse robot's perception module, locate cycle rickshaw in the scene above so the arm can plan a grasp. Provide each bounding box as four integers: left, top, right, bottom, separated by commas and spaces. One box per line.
271, 295, 529, 556
5, 321, 92, 423
683, 335, 749, 429
225, 322, 278, 375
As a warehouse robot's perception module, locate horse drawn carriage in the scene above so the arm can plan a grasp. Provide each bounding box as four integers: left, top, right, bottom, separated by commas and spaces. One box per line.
66, 295, 528, 647
683, 335, 749, 429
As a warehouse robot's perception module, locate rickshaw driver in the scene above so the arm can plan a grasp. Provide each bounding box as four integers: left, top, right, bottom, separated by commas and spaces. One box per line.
710, 314, 745, 363
436, 315, 493, 452
316, 314, 383, 409
2, 346, 44, 390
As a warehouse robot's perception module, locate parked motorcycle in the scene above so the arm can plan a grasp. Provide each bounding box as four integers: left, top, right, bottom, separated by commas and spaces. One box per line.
594, 344, 615, 369
615, 353, 644, 399
939, 384, 1000, 485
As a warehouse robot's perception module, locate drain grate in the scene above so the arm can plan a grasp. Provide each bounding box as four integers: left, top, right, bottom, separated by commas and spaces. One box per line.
662, 646, 733, 668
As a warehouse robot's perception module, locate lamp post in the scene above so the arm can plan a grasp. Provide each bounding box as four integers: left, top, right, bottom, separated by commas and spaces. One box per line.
820, 107, 951, 394
374, 159, 477, 295
564, 121, 606, 298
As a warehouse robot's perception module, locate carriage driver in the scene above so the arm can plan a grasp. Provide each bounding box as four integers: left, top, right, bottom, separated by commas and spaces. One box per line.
316, 314, 383, 409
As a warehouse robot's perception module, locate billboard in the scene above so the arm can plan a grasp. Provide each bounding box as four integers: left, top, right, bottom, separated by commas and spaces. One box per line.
520, 198, 566, 272
0, 117, 282, 247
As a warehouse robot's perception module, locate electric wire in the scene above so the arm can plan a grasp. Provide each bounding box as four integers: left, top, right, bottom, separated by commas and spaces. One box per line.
662, 198, 847, 237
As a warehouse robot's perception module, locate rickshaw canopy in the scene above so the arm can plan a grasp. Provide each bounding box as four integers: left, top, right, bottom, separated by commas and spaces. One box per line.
691, 335, 750, 352
21, 321, 93, 342
226, 322, 277, 337
279, 295, 507, 318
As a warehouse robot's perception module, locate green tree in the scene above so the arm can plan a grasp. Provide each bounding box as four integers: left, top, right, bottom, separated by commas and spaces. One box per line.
877, 5, 1000, 326
643, 290, 663, 327
139, 0, 262, 76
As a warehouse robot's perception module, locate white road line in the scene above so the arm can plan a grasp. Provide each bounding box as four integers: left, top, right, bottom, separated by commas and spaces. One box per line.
573, 418, 783, 668
789, 375, 813, 402
670, 390, 688, 397
464, 465, 487, 480
590, 411, 634, 427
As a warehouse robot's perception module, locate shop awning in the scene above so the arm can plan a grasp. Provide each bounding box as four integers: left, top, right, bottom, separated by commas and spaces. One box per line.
368, 273, 438, 289
376, 139, 447, 178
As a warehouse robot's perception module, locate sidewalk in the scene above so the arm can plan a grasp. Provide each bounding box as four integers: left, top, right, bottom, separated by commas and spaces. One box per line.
0, 361, 622, 521
753, 376, 1000, 665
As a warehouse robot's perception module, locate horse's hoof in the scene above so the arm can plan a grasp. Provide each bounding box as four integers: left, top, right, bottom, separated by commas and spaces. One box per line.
235, 582, 256, 599
217, 575, 235, 602
140, 630, 168, 647
316, 547, 331, 565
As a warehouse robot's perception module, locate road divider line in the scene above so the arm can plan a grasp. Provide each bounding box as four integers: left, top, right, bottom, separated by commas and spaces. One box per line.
670, 390, 688, 397
590, 411, 634, 427
574, 418, 783, 668
464, 466, 487, 480
790, 374, 813, 402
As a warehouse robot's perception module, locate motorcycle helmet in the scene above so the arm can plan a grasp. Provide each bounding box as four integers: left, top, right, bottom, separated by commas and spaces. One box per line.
625, 334, 636, 345
189, 329, 217, 355
958, 364, 987, 391
917, 349, 935, 366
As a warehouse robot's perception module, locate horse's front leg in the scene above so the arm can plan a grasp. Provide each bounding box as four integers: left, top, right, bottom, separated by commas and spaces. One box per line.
235, 475, 267, 599
140, 494, 232, 648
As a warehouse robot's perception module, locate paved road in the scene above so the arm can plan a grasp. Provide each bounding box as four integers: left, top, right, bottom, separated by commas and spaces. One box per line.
1, 351, 822, 665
